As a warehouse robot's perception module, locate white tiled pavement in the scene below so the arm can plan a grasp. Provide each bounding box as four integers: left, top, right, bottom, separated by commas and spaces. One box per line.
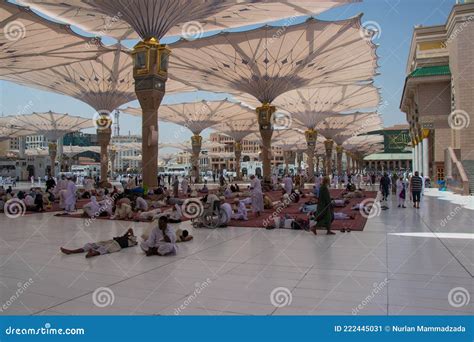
0, 190, 472, 316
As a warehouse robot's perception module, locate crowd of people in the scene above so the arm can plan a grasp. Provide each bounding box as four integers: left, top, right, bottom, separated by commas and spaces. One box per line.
1, 169, 431, 255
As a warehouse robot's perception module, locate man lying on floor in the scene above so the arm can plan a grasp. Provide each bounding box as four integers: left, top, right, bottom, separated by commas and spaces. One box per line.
60, 228, 137, 258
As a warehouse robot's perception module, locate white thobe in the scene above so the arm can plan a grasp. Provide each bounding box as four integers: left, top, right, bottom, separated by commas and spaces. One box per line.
250, 178, 264, 213
283, 177, 293, 194
64, 181, 77, 212
232, 201, 248, 220
140, 226, 177, 255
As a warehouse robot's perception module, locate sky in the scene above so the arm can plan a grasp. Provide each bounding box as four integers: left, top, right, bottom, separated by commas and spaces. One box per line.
0, 0, 457, 147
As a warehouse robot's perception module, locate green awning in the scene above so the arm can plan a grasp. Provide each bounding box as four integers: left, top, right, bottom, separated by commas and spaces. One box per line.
409, 65, 450, 78
364, 153, 412, 161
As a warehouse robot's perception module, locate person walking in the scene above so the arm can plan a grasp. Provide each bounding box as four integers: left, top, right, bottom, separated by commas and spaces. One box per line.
396, 176, 406, 208
410, 171, 423, 209
311, 176, 335, 235
379, 172, 390, 202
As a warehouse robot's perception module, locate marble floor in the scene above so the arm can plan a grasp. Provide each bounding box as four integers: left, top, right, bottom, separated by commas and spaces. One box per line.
0, 190, 472, 316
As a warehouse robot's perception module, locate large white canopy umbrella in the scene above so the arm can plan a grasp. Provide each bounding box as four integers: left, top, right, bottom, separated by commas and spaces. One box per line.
0, 1, 105, 77
270, 84, 380, 180
19, 0, 353, 188
2, 111, 94, 176
315, 112, 382, 175
123, 100, 254, 181
343, 135, 384, 172
17, 1, 356, 40
169, 15, 378, 182
2, 44, 193, 186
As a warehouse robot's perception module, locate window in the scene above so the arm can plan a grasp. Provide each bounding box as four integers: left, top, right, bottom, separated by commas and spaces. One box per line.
437, 167, 444, 181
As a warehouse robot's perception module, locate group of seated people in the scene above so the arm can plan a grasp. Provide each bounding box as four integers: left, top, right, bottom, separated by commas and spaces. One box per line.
0, 186, 54, 213
60, 216, 193, 258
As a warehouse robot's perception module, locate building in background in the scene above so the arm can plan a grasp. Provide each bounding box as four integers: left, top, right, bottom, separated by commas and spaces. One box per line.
400, 1, 474, 195
208, 133, 284, 174
63, 132, 98, 146
112, 135, 142, 171
363, 125, 412, 172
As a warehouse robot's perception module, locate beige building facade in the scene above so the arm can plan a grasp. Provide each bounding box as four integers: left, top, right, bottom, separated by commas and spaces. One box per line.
401, 2, 474, 195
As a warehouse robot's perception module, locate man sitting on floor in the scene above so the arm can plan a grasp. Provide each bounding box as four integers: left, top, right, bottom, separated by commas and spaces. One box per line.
60, 228, 137, 258
140, 216, 177, 256
232, 198, 248, 221
111, 197, 133, 220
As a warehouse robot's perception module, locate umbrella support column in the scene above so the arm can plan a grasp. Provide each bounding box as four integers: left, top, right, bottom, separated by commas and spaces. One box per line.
336, 145, 343, 177
256, 103, 275, 184
48, 142, 57, 177
191, 134, 202, 184
324, 139, 334, 176
132, 37, 170, 189
97, 128, 112, 187
305, 129, 317, 182
234, 141, 243, 181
